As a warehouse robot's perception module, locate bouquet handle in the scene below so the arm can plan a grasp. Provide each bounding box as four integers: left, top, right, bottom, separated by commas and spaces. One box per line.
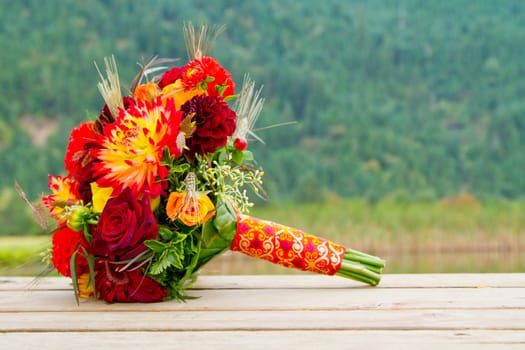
230, 215, 385, 286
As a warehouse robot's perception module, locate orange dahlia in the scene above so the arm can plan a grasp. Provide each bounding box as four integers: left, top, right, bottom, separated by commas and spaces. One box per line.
94, 97, 183, 197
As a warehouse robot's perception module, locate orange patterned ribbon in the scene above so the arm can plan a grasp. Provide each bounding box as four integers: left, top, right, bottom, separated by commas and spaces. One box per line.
230, 215, 346, 275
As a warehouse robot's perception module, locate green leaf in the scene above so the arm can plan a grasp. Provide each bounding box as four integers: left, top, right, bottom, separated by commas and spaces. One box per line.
201, 221, 220, 248
232, 150, 244, 165
167, 251, 184, 270
200, 76, 214, 90
171, 163, 191, 174
182, 239, 201, 279
216, 83, 226, 96
85, 252, 96, 295
149, 254, 171, 275
70, 247, 80, 305
224, 93, 239, 102
170, 232, 189, 245
216, 148, 227, 163
158, 226, 174, 240
144, 240, 166, 253
213, 200, 237, 241
242, 150, 254, 161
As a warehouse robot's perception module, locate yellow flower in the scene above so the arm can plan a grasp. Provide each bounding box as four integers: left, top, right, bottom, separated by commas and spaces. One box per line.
90, 182, 113, 213
95, 97, 181, 197
42, 175, 81, 222
77, 273, 94, 299
161, 79, 204, 109
166, 192, 215, 226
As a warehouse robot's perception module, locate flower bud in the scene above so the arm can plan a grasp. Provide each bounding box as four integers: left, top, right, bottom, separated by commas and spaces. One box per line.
67, 205, 91, 232
233, 137, 248, 151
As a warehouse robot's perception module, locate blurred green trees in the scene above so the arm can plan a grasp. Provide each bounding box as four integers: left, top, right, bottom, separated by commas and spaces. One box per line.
1, 0, 524, 216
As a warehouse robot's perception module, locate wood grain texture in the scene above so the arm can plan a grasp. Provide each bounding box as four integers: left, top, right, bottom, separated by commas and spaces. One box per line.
2, 273, 524, 290
1, 274, 524, 349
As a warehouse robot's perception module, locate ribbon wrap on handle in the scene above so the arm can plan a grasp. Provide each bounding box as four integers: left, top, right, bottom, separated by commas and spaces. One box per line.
230, 214, 346, 275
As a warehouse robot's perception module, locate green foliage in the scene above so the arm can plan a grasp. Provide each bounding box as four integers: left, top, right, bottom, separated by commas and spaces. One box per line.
2, 194, 524, 275
143, 225, 202, 300
143, 198, 238, 298
1, 0, 525, 233
0, 187, 41, 236
251, 196, 525, 252
0, 236, 49, 268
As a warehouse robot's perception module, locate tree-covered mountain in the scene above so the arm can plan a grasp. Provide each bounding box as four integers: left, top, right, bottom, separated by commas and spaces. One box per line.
1, 0, 525, 203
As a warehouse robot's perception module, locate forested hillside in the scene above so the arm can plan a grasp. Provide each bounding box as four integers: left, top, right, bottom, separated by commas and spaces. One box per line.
1, 0, 525, 208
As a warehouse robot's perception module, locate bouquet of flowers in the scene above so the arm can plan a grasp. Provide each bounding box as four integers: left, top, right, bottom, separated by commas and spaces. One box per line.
40, 24, 385, 303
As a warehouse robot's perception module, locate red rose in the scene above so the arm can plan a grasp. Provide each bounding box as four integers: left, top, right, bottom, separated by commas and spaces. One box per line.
52, 226, 89, 278
95, 259, 168, 303
181, 95, 237, 156
91, 188, 158, 260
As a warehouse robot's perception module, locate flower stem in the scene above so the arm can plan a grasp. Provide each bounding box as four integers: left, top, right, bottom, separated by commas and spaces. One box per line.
336, 249, 386, 286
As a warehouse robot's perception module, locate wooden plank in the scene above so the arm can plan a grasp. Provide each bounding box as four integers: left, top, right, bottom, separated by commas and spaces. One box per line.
1, 309, 524, 332
1, 275, 524, 349
191, 273, 525, 289
1, 287, 523, 312
2, 273, 525, 291
1, 331, 524, 350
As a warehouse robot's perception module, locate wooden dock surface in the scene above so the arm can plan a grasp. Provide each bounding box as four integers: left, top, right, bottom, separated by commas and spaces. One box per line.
1, 273, 524, 349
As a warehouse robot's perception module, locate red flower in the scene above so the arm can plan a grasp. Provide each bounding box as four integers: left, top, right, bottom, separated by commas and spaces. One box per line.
158, 66, 186, 89
64, 122, 99, 175
95, 96, 135, 133
183, 56, 235, 97
181, 95, 237, 156
90, 188, 158, 260
52, 227, 89, 278
63, 121, 101, 202
95, 259, 168, 303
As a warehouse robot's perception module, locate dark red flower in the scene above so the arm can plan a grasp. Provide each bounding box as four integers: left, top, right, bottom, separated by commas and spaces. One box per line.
183, 56, 235, 97
90, 188, 158, 260
95, 259, 168, 303
52, 226, 90, 278
158, 66, 186, 89
181, 95, 237, 156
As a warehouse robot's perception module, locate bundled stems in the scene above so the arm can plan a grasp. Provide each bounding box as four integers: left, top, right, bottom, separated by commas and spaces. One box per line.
336, 249, 386, 286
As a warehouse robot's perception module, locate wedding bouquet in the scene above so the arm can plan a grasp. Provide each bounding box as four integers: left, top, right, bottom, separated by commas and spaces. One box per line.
40, 24, 385, 303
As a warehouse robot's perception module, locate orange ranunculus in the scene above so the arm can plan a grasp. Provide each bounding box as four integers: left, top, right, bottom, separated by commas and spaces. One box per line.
166, 191, 215, 226
134, 83, 159, 102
